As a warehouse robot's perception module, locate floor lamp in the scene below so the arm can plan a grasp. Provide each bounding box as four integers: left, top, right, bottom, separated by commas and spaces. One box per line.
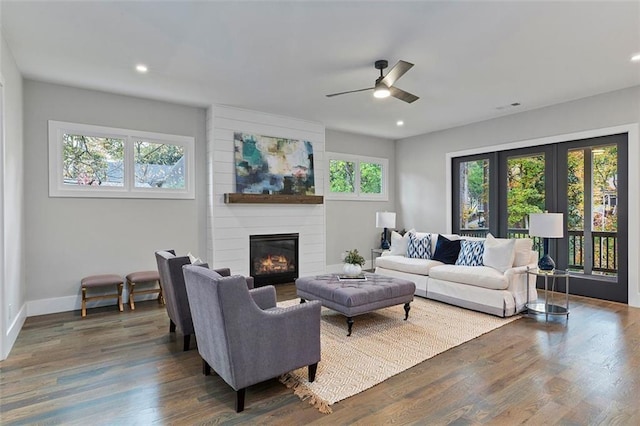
529, 212, 564, 271
376, 212, 396, 250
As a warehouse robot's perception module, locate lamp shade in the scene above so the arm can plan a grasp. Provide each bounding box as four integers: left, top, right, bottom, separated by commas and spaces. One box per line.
529, 213, 564, 238
376, 211, 396, 229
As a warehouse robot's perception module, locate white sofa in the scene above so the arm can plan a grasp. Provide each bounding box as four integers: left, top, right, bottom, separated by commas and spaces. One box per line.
374, 232, 538, 317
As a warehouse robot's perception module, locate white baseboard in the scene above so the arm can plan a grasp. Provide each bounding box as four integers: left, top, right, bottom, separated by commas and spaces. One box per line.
3, 303, 26, 360
26, 292, 160, 317
27, 295, 81, 316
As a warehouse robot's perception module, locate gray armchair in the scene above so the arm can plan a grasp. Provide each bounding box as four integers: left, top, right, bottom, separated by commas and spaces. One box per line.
182, 264, 321, 412
154, 250, 254, 351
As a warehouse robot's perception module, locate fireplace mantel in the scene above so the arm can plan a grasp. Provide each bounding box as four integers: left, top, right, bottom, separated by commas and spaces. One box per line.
224, 193, 324, 204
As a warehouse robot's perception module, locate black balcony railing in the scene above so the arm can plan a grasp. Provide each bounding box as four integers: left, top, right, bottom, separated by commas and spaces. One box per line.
568, 231, 617, 274
458, 228, 618, 274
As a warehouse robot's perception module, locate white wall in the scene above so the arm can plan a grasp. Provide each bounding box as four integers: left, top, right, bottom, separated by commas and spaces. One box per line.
23, 80, 207, 315
1, 28, 26, 360
396, 86, 640, 307
207, 105, 326, 278
324, 129, 395, 270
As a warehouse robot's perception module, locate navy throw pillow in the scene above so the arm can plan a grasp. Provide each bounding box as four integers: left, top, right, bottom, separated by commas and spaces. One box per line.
432, 235, 462, 264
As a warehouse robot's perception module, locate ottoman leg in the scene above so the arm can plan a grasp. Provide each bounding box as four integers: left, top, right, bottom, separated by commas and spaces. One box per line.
404, 302, 411, 320
346, 317, 354, 336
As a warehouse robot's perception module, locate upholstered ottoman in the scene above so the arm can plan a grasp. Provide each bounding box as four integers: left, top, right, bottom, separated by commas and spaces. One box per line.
296, 273, 416, 336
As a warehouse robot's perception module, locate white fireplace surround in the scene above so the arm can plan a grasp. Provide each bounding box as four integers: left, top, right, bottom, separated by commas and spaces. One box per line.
206, 105, 326, 278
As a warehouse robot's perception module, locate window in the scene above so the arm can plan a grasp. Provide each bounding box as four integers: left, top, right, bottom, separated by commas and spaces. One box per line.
49, 121, 195, 198
326, 152, 388, 200
456, 157, 491, 234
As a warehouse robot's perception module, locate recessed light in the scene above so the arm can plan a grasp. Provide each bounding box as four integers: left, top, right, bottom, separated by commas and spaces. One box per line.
631, 53, 640, 62
396, 120, 404, 126
135, 64, 148, 73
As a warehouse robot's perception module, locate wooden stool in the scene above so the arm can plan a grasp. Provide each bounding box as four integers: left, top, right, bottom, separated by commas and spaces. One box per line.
81, 274, 124, 317
126, 270, 163, 310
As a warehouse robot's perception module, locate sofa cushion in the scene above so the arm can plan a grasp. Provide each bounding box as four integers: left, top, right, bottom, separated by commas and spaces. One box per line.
432, 235, 461, 264
375, 255, 443, 276
407, 232, 432, 259
455, 240, 485, 266
429, 265, 509, 290
483, 233, 516, 273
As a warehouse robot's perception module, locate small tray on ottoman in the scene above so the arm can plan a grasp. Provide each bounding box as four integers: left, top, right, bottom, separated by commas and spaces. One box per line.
295, 273, 416, 336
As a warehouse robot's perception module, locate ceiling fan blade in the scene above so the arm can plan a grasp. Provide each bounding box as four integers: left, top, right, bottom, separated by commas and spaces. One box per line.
389, 86, 419, 103
326, 87, 374, 97
380, 60, 414, 87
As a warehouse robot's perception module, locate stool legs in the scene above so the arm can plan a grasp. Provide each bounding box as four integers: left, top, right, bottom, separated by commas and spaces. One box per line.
127, 278, 163, 311
118, 282, 124, 312
82, 287, 87, 317
157, 285, 165, 305
128, 280, 136, 310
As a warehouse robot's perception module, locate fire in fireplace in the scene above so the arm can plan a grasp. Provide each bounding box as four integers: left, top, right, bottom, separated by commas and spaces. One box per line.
250, 233, 299, 286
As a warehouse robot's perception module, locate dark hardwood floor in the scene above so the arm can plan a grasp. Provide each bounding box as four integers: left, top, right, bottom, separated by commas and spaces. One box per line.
1, 283, 639, 425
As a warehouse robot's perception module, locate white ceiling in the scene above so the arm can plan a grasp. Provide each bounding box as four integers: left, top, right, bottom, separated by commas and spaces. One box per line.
2, 1, 639, 139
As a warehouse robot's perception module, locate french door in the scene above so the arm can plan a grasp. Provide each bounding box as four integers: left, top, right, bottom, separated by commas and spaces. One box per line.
556, 134, 627, 303
453, 133, 628, 303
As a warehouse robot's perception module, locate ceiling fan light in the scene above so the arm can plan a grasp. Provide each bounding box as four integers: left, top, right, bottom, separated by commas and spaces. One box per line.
373, 82, 390, 99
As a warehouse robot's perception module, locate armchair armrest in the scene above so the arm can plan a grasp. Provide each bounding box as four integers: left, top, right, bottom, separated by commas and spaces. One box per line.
249, 285, 277, 310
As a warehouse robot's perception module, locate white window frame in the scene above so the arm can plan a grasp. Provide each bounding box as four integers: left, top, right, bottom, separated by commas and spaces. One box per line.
48, 120, 195, 199
325, 152, 389, 201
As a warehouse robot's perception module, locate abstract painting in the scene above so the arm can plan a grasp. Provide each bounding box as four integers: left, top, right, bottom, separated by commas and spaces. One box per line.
233, 132, 315, 195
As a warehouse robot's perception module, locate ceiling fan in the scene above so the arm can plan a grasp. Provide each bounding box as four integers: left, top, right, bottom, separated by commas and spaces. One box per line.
326, 59, 419, 103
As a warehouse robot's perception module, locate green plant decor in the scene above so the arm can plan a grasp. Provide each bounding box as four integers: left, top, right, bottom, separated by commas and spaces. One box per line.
342, 249, 365, 266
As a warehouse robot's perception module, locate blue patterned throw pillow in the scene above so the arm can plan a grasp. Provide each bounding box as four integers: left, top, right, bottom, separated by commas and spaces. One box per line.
407, 233, 432, 259
455, 240, 485, 266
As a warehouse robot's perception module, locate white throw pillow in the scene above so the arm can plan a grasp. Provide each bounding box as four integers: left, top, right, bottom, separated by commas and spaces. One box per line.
482, 233, 516, 273
389, 229, 415, 256
187, 252, 204, 265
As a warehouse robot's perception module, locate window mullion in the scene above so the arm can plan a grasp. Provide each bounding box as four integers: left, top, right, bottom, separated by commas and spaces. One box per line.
125, 135, 133, 192
355, 160, 361, 197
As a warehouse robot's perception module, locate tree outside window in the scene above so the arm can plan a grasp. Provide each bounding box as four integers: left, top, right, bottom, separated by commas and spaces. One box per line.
63, 134, 124, 187
329, 160, 355, 193
360, 162, 382, 194
326, 153, 388, 200
134, 141, 186, 189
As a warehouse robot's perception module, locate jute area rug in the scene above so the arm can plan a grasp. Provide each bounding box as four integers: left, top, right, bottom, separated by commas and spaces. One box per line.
278, 297, 520, 413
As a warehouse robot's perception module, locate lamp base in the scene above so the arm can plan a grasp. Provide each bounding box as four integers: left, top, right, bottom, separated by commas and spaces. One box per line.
381, 228, 390, 249
538, 254, 556, 271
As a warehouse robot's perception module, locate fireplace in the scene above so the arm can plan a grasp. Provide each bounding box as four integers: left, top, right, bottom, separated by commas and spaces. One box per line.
250, 233, 299, 286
